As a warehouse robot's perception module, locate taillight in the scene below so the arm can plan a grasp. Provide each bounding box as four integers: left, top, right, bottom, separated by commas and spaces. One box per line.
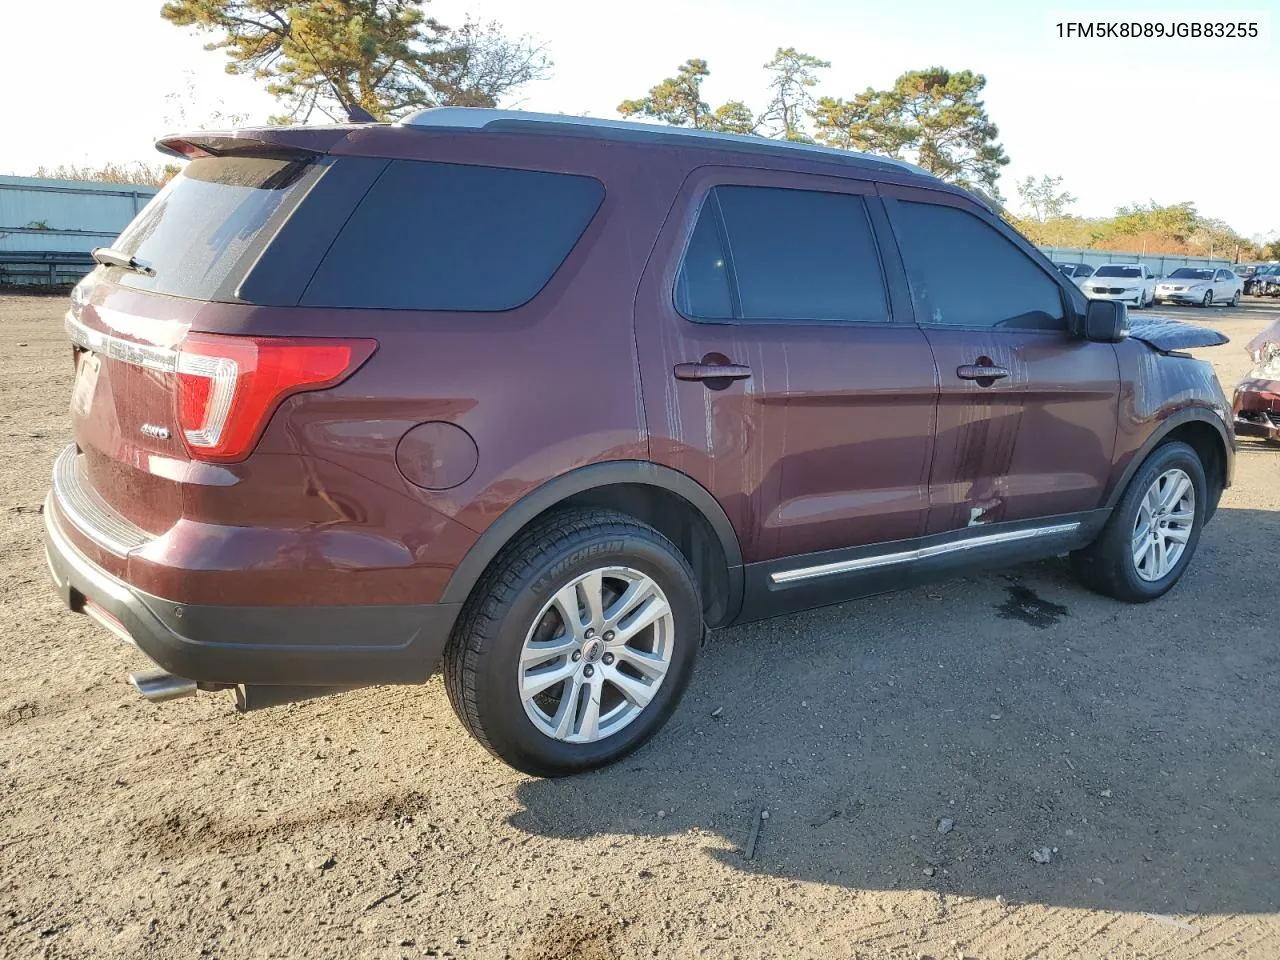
175, 334, 376, 462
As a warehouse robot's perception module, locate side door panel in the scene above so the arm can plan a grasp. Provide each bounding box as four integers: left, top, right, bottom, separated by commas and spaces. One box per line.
769, 323, 937, 555
878, 185, 1120, 533
635, 166, 937, 568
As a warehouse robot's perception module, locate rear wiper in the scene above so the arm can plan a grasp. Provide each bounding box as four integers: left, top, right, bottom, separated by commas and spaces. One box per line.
91, 246, 156, 277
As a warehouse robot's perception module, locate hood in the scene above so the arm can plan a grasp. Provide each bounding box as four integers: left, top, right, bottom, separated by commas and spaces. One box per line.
1127, 315, 1229, 352
1089, 275, 1142, 286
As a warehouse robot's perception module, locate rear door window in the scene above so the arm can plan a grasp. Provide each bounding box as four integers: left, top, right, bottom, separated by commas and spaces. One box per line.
676, 185, 889, 323
107, 156, 321, 301
893, 200, 1066, 330
301, 160, 604, 311
674, 198, 734, 320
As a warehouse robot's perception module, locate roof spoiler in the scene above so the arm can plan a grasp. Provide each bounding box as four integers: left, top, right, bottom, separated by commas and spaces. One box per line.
155, 132, 322, 161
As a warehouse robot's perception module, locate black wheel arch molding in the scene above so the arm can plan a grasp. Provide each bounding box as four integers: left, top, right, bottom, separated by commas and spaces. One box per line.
1106, 406, 1234, 518
440, 460, 746, 626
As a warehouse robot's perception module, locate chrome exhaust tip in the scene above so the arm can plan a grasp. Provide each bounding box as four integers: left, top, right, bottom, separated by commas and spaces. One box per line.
129, 668, 198, 702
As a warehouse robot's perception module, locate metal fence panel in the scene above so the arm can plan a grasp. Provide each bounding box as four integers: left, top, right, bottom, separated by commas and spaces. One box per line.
0, 176, 159, 287
1038, 246, 1233, 276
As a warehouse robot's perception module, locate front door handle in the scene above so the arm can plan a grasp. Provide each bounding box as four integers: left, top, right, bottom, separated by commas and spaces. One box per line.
673, 361, 752, 383
956, 363, 1010, 383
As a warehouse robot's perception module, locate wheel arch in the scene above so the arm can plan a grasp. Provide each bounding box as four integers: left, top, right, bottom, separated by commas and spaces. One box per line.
1106, 409, 1232, 520
441, 462, 745, 627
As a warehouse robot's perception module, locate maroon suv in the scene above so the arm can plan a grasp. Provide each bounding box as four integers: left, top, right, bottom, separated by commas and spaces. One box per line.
45, 109, 1234, 776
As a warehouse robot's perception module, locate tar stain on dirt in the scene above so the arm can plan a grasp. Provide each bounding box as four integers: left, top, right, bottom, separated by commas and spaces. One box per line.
997, 580, 1069, 628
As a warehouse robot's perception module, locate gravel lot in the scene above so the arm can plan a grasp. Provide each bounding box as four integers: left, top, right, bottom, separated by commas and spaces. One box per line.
2, 294, 1278, 960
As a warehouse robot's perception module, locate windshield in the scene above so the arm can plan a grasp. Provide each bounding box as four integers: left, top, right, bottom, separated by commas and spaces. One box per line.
1169, 268, 1213, 280
108, 155, 321, 301
1056, 264, 1075, 274
1094, 265, 1141, 278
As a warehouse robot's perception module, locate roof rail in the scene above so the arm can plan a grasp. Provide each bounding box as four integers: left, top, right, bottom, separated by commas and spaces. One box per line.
399, 107, 932, 178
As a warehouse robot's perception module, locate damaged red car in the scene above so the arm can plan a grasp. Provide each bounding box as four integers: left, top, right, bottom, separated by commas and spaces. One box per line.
1234, 317, 1280, 441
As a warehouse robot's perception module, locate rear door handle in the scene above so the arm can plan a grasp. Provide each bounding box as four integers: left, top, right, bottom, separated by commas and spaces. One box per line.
956, 363, 1010, 382
673, 362, 752, 383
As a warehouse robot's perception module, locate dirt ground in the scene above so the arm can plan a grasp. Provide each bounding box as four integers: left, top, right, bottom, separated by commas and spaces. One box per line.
2, 293, 1279, 960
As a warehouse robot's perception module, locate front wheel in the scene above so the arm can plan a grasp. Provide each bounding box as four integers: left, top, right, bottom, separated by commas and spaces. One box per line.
443, 508, 702, 776
1201, 290, 1213, 308
1070, 441, 1207, 602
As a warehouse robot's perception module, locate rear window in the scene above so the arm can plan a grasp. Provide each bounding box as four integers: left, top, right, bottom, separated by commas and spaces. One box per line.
301, 160, 604, 311
109, 156, 320, 300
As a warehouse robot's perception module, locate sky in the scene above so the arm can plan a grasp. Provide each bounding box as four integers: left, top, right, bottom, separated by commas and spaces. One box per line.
3, 0, 1277, 238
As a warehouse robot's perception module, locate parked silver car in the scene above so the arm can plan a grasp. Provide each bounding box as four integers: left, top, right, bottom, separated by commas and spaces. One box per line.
1153, 267, 1243, 307
1055, 262, 1095, 289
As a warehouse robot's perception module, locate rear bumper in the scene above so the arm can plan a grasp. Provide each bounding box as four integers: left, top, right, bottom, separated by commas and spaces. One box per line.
44, 495, 460, 685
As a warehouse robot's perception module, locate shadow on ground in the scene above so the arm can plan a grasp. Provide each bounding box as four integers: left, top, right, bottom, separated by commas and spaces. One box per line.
509, 506, 1280, 916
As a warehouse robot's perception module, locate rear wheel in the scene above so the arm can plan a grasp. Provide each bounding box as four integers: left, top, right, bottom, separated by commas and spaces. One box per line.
1231, 289, 1241, 307
1070, 441, 1207, 603
443, 508, 702, 777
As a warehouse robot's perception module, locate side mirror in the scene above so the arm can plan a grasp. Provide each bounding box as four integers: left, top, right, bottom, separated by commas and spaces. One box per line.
1084, 298, 1129, 342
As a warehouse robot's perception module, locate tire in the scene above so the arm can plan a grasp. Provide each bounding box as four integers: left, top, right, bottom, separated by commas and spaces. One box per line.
1231, 290, 1241, 307
443, 508, 702, 777
1200, 290, 1213, 308
1070, 440, 1207, 603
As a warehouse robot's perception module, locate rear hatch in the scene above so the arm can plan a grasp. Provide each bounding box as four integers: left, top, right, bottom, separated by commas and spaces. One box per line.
65, 150, 330, 538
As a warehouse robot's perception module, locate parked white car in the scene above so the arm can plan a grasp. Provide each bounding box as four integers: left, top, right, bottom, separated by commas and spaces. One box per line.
1083, 263, 1156, 308
1153, 267, 1244, 308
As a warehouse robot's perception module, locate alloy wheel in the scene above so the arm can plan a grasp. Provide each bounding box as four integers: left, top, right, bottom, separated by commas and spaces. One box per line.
518, 566, 675, 743
1131, 468, 1195, 582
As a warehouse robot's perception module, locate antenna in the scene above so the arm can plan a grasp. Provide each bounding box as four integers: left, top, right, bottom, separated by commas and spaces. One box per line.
285, 20, 377, 123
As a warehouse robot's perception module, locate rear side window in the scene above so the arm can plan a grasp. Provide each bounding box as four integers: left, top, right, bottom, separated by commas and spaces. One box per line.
109, 156, 320, 301
674, 199, 734, 319
893, 201, 1065, 330
676, 185, 888, 323
302, 160, 604, 311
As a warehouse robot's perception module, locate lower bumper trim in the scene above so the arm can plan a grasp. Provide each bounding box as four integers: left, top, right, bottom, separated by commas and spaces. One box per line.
44, 495, 462, 686
1234, 416, 1280, 441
